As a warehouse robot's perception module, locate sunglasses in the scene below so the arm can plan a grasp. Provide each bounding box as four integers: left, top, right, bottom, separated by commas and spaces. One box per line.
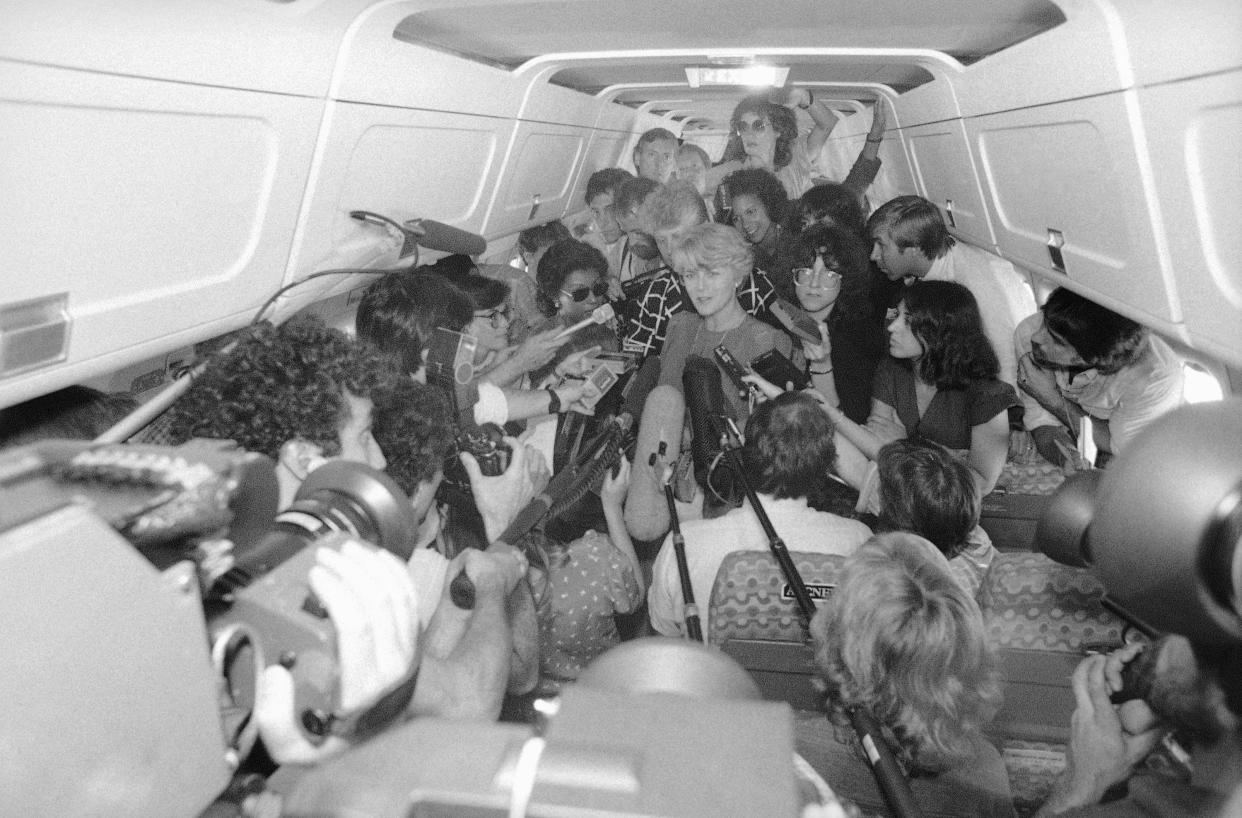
734, 119, 769, 136
474, 306, 511, 329
560, 280, 610, 303
793, 266, 843, 288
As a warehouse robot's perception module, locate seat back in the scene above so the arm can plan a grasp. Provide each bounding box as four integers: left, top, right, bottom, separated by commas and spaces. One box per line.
707, 550, 847, 710
980, 551, 1125, 742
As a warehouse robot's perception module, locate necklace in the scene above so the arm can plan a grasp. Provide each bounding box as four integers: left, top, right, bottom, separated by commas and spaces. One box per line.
692, 309, 746, 356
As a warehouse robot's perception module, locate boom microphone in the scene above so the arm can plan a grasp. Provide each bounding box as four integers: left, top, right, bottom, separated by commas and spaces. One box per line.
683, 355, 737, 501
617, 355, 663, 426
408, 218, 488, 256
625, 383, 684, 542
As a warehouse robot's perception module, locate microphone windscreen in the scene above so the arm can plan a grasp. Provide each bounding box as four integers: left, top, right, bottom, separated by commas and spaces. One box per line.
619, 355, 663, 422
683, 355, 732, 487
414, 219, 488, 256
625, 384, 685, 542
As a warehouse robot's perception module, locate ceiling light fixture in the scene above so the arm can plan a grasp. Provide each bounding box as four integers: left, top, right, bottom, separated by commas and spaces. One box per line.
684, 64, 790, 88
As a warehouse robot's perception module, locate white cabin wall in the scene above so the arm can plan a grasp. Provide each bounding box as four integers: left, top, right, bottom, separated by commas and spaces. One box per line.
0, 3, 340, 408
883, 0, 1242, 369
817, 100, 918, 212
0, 0, 642, 409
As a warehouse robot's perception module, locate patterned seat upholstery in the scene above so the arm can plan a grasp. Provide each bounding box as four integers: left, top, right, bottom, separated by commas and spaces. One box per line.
707, 551, 847, 710
994, 459, 1067, 496
981, 552, 1123, 652
707, 550, 847, 645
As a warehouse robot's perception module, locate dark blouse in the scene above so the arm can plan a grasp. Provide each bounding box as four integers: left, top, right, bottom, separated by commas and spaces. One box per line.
871, 358, 1018, 450
828, 309, 884, 424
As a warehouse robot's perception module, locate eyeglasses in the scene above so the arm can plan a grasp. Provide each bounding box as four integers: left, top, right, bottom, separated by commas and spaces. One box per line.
561, 280, 610, 303
473, 306, 511, 329
793, 267, 843, 288
734, 119, 769, 136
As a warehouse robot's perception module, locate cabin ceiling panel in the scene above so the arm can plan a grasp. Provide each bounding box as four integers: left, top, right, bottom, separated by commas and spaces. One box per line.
395, 0, 1064, 70
553, 62, 935, 97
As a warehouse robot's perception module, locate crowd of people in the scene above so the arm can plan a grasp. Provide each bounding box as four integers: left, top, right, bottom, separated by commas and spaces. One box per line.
4, 91, 1232, 818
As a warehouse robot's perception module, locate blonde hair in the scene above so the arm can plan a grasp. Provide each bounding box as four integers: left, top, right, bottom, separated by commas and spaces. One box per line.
667, 221, 752, 278
810, 532, 1001, 772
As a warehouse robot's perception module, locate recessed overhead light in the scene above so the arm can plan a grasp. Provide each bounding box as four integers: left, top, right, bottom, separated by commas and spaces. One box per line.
684, 65, 790, 88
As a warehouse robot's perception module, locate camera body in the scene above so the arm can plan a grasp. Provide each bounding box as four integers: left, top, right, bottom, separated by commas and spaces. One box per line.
0, 438, 421, 787
458, 423, 512, 476
1036, 400, 1242, 647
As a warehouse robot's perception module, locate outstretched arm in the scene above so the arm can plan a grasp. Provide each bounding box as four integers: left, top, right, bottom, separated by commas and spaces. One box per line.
968, 410, 1012, 496
786, 88, 840, 161
600, 457, 644, 596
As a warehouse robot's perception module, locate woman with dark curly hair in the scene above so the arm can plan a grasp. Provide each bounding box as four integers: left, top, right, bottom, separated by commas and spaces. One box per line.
723, 167, 792, 276
801, 532, 1011, 817
528, 238, 619, 384
784, 224, 884, 424
534, 238, 611, 326
825, 280, 1018, 498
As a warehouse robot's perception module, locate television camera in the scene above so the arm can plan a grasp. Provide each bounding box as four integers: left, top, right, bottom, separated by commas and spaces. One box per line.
0, 438, 422, 816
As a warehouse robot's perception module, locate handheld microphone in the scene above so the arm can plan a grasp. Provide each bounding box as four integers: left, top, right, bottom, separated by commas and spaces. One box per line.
555, 303, 616, 340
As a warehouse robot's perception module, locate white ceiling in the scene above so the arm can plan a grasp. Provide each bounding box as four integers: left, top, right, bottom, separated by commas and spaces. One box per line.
394, 0, 1065, 127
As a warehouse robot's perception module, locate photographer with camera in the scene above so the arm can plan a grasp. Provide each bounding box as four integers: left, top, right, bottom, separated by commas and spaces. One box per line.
1033, 637, 1240, 817
1030, 400, 1242, 817
167, 317, 541, 763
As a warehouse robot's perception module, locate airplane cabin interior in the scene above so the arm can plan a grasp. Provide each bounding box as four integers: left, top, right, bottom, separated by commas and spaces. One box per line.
1, 1, 1240, 817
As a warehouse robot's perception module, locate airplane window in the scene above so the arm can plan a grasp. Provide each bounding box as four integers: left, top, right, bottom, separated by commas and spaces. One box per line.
1183, 361, 1225, 404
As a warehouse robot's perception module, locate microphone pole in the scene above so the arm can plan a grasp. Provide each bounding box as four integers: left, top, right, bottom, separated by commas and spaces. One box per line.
658, 454, 703, 643
713, 421, 925, 818
715, 417, 816, 623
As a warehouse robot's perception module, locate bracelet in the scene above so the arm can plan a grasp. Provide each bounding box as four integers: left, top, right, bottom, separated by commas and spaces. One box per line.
546, 387, 561, 414
866, 136, 883, 144
809, 367, 834, 375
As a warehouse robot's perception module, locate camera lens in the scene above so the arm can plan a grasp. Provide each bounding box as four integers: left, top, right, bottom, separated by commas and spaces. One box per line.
211, 461, 417, 596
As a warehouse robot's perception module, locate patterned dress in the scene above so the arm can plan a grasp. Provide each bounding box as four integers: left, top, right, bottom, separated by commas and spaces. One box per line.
534, 529, 643, 692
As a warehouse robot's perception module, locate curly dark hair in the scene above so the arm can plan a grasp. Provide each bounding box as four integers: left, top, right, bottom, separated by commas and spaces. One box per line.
518, 220, 571, 255
743, 391, 838, 502
356, 272, 473, 376
724, 167, 789, 228
726, 96, 799, 170
166, 316, 395, 461
796, 183, 866, 237
535, 238, 609, 317
902, 280, 999, 390
1041, 287, 1148, 374
371, 379, 455, 495
779, 223, 871, 315
452, 273, 510, 312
